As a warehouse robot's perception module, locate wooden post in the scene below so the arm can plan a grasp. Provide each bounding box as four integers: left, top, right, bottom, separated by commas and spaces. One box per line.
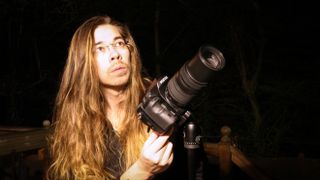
218, 126, 232, 180
203, 125, 269, 179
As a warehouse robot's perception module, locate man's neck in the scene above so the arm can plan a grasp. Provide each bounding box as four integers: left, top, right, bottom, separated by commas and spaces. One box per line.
102, 86, 126, 131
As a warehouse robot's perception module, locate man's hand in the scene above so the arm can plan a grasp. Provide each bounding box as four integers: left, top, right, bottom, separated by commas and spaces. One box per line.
137, 132, 174, 174
121, 132, 174, 180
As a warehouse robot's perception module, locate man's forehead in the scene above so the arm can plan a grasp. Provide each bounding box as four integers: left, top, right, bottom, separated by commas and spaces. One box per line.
94, 24, 122, 43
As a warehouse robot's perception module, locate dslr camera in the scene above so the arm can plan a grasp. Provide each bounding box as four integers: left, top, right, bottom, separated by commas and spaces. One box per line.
137, 45, 225, 134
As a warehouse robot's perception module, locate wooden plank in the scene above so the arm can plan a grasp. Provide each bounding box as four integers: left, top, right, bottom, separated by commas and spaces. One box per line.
0, 128, 49, 156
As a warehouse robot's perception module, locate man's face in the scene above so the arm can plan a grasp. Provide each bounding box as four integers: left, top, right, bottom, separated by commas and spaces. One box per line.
94, 24, 131, 88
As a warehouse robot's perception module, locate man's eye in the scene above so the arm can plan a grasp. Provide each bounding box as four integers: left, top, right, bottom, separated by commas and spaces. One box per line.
115, 41, 125, 47
97, 46, 105, 51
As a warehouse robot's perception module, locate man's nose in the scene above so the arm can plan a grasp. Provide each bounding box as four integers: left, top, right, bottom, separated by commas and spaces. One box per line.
109, 48, 121, 61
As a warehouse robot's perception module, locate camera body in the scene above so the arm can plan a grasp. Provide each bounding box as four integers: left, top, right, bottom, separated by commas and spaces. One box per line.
137, 45, 225, 134
137, 76, 191, 133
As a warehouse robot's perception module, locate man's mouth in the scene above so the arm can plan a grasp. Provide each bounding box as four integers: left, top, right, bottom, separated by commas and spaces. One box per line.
111, 65, 127, 74
112, 66, 125, 72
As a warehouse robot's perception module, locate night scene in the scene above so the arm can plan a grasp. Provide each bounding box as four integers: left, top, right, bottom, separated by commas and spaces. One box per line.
0, 0, 319, 179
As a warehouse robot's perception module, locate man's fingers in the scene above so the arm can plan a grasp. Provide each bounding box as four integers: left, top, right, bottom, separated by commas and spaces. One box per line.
167, 151, 174, 165
143, 132, 158, 150
148, 135, 170, 153
159, 142, 173, 165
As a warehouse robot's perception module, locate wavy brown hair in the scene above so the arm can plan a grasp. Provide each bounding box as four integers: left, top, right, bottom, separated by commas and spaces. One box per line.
47, 15, 149, 179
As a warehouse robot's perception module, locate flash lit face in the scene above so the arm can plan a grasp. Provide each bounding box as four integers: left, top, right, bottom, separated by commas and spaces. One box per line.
94, 24, 131, 89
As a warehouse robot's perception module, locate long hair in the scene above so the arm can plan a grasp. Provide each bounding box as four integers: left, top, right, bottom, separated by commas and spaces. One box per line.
47, 15, 149, 179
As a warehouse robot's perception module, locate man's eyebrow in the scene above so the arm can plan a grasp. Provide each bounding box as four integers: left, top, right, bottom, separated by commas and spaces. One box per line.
95, 36, 123, 46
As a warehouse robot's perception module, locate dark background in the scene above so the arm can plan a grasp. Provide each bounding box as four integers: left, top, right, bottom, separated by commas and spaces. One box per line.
0, 0, 319, 158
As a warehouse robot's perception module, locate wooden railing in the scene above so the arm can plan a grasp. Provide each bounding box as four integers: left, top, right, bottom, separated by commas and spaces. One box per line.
203, 126, 269, 180
0, 126, 50, 179
0, 124, 270, 179
0, 126, 49, 156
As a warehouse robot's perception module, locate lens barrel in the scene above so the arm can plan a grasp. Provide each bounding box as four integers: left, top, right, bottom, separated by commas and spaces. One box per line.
167, 45, 225, 107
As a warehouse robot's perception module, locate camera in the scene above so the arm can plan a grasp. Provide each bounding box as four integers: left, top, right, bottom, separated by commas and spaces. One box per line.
137, 45, 225, 134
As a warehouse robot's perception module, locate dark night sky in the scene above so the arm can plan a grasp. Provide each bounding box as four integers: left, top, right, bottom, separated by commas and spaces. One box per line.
0, 0, 319, 157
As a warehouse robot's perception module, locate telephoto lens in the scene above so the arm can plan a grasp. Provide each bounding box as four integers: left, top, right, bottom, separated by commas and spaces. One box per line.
167, 45, 225, 107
